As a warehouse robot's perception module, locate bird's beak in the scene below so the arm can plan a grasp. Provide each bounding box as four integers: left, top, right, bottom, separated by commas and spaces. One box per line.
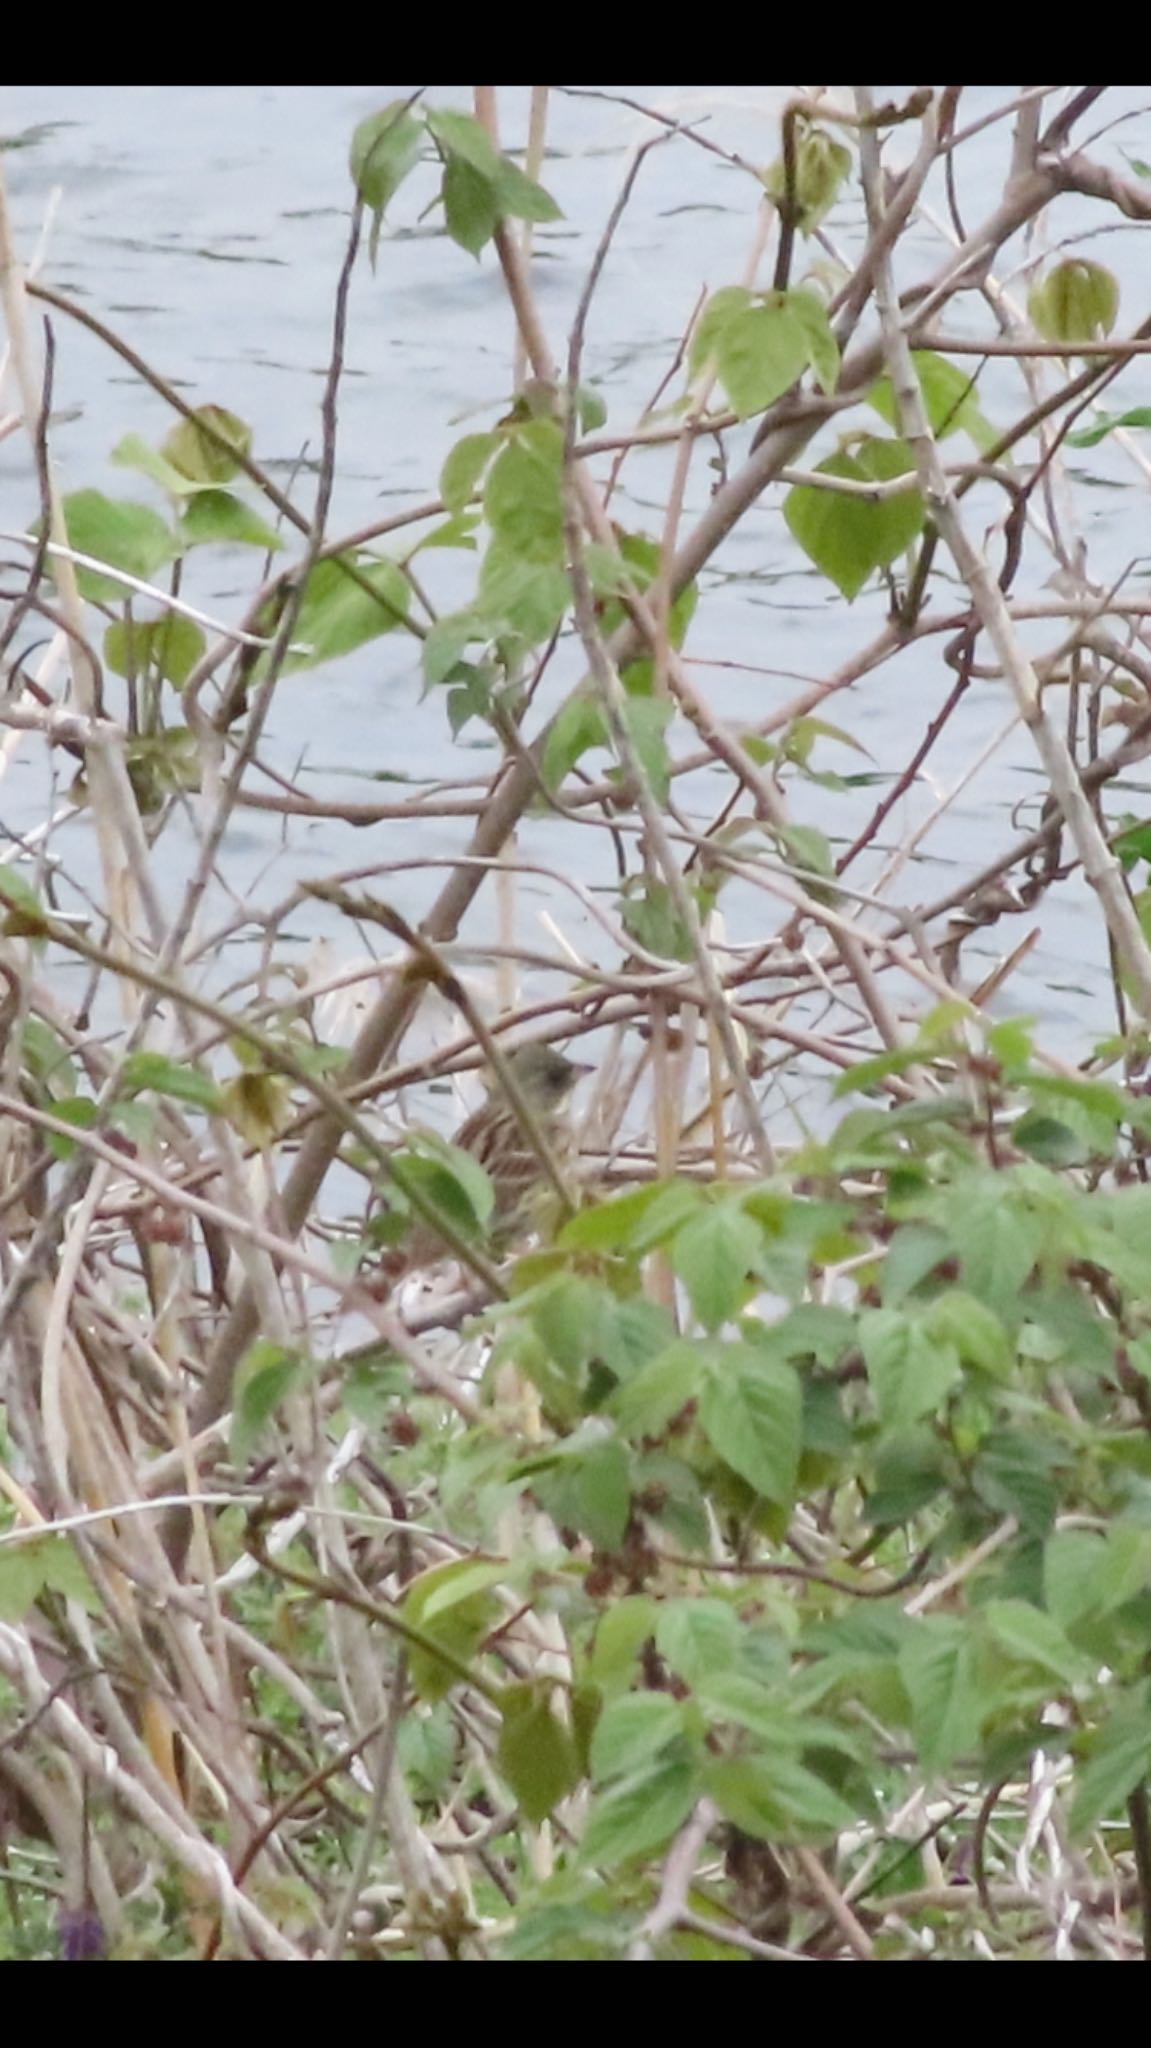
570, 1062, 593, 1079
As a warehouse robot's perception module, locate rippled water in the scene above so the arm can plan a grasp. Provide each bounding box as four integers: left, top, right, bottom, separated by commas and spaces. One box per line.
5, 85, 1151, 1068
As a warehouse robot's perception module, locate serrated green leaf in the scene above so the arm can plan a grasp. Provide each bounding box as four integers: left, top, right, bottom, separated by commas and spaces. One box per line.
671, 1205, 761, 1329
981, 1599, 1087, 1686
581, 1756, 697, 1866
925, 1289, 1013, 1380
478, 539, 569, 641
860, 1308, 962, 1430
899, 1620, 982, 1770
706, 1752, 857, 1840
589, 1691, 684, 1780
0, 1543, 52, 1621
699, 1353, 801, 1505
973, 1430, 1059, 1536
656, 1599, 741, 1685
610, 1340, 704, 1438
534, 1437, 631, 1551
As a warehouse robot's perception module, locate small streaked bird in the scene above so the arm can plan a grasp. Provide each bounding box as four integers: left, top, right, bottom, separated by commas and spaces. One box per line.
404, 1042, 590, 1268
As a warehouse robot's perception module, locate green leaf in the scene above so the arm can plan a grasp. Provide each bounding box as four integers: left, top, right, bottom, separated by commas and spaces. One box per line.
621, 695, 672, 805
557, 1179, 701, 1254
620, 878, 694, 964
712, 294, 810, 417
764, 126, 852, 234
285, 554, 411, 669
1029, 258, 1119, 345
231, 1341, 306, 1461
425, 107, 503, 177
112, 431, 209, 497
161, 405, 252, 486
1069, 1695, 1151, 1836
610, 1340, 705, 1438
655, 1599, 741, 1685
402, 1558, 501, 1703
440, 432, 498, 513
949, 1189, 1042, 1313
785, 287, 840, 393
61, 490, 178, 603
1066, 406, 1151, 449
706, 1753, 857, 1840
499, 1684, 582, 1822
119, 1050, 222, 1111
869, 351, 995, 450
699, 1353, 802, 1506
866, 1432, 948, 1525
349, 102, 425, 214
925, 1289, 1013, 1381
581, 1756, 697, 1866
422, 613, 480, 688
221, 1071, 290, 1146
589, 1692, 684, 1780
588, 1596, 659, 1692
484, 421, 565, 559
104, 614, 206, 688
899, 1620, 983, 1770
980, 1599, 1087, 1687
542, 694, 610, 792
577, 385, 607, 432
534, 1437, 631, 1551
529, 1276, 615, 1377
490, 155, 562, 224
442, 154, 500, 256
671, 1205, 761, 1329
784, 438, 923, 600
478, 540, 569, 641
973, 1430, 1058, 1536
1043, 1531, 1102, 1631
178, 489, 283, 552
689, 286, 753, 378
860, 1308, 962, 1431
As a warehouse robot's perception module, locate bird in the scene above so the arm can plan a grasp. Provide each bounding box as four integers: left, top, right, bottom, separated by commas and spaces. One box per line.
400, 1042, 591, 1269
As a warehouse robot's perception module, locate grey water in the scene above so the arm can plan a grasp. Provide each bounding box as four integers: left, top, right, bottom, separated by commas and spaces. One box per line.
4, 84, 1151, 1086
